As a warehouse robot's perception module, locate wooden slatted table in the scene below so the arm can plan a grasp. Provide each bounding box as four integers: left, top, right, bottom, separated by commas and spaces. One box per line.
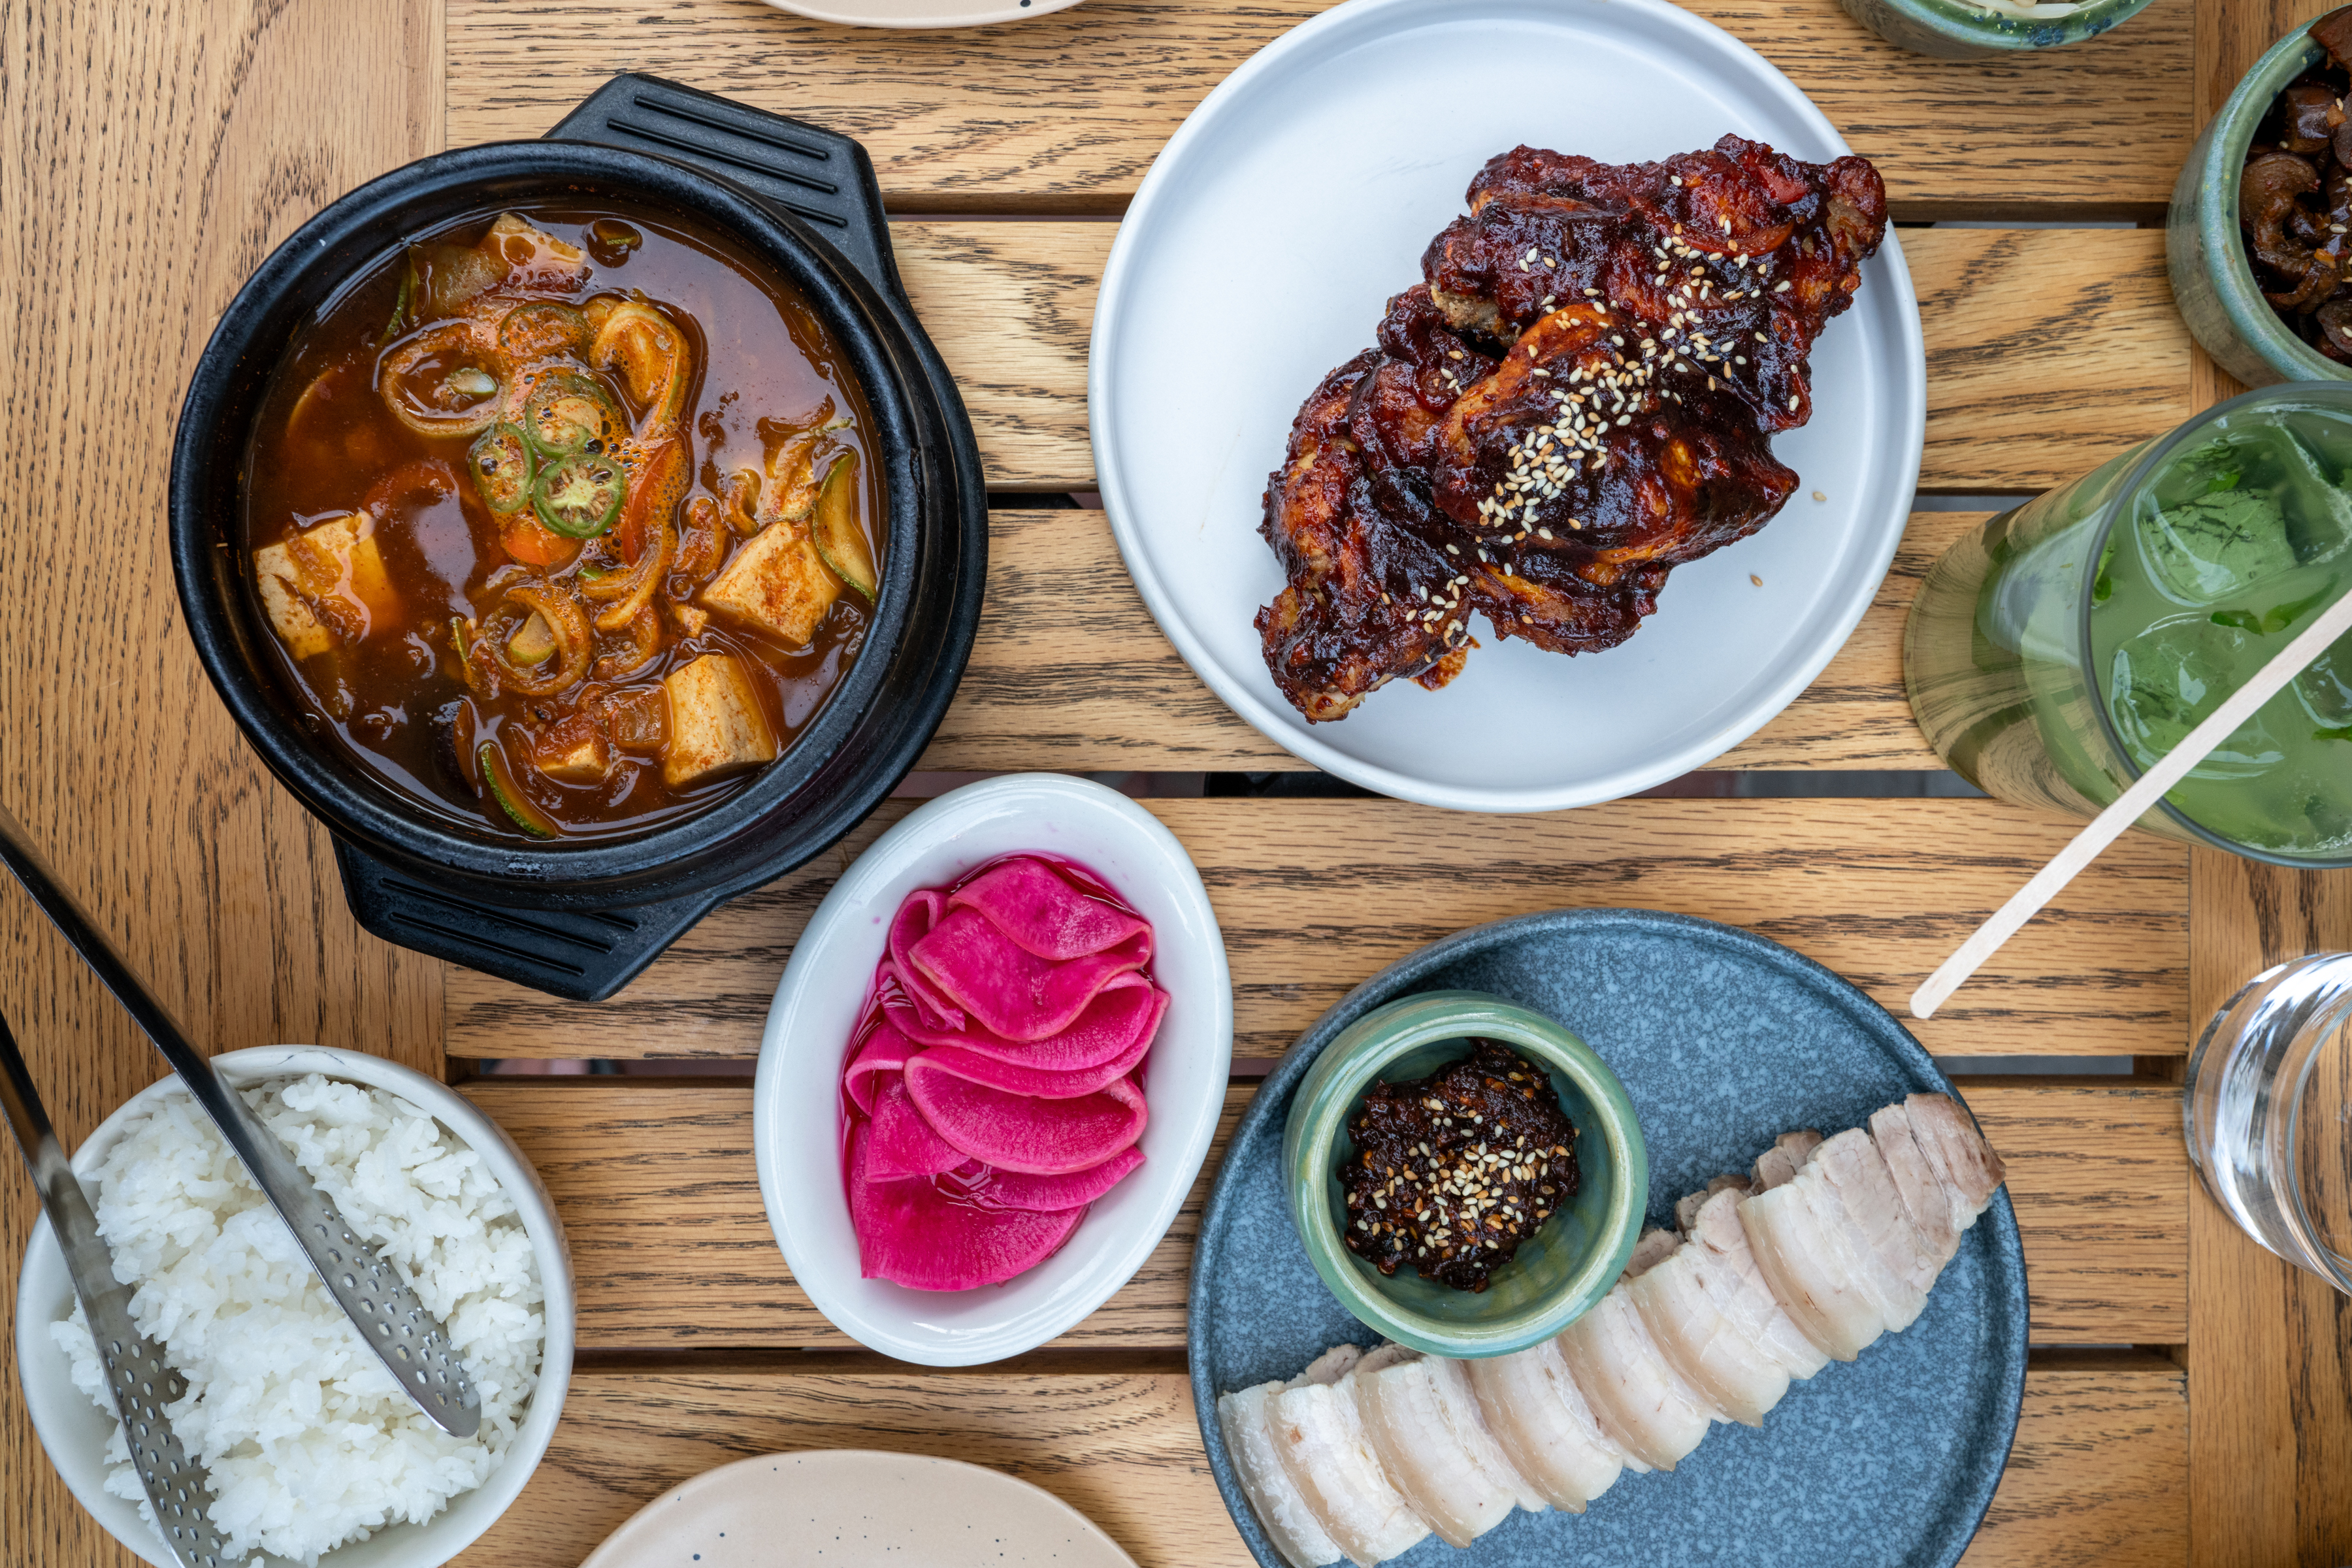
3, 0, 2348, 1564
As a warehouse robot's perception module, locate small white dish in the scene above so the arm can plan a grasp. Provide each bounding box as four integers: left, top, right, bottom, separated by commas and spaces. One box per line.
759, 0, 1084, 27
753, 773, 1232, 1365
15, 1045, 576, 1568
1090, 0, 1926, 814
581, 1449, 1137, 1567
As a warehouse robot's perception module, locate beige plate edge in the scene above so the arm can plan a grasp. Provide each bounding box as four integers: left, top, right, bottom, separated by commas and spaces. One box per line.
581, 1448, 1141, 1568
760, 0, 1086, 27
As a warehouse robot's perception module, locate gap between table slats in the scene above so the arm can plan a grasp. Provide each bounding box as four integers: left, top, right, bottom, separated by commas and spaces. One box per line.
451, 1352, 2186, 1568
891, 223, 2187, 495
445, 0, 2191, 220
445, 797, 2187, 1062
926, 507, 1972, 774
459, 1077, 2186, 1351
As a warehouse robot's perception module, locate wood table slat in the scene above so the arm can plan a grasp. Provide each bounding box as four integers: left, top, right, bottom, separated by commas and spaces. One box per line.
455, 1354, 2187, 1568
446, 0, 2192, 220
448, 797, 2188, 1062
892, 223, 2189, 494
926, 507, 1968, 775
0, 3, 447, 1565
461, 1076, 2185, 1350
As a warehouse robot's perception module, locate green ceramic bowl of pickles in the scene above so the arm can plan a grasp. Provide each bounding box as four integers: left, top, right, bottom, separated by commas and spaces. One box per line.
1281, 990, 1647, 1359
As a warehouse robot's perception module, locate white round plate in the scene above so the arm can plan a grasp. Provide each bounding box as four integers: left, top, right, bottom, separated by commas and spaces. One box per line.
1090, 0, 1925, 814
760, 0, 1083, 27
583, 1450, 1137, 1568
753, 774, 1232, 1365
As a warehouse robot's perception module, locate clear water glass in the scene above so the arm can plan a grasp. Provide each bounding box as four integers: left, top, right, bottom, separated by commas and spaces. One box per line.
2186, 953, 2352, 1293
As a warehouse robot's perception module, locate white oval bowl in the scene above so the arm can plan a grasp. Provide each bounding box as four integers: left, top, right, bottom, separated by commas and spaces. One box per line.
15, 1045, 576, 1568
1088, 0, 1925, 813
753, 774, 1232, 1365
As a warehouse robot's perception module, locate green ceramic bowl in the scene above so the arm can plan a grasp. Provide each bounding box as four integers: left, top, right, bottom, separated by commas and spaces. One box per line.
2168, 25, 2352, 387
1836, 0, 2151, 62
1281, 990, 1647, 1358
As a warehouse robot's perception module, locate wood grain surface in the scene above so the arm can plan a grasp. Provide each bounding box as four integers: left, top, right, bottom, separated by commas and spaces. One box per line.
462, 1077, 2187, 1352
448, 796, 2188, 1062
893, 223, 2187, 493
461, 1353, 2186, 1568
924, 508, 1968, 775
0, 4, 446, 1567
2183, 0, 2352, 1562
2185, 851, 2352, 1568
445, 0, 2192, 219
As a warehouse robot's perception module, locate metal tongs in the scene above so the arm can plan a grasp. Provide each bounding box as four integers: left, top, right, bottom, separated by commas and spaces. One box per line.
0, 1006, 237, 1568
0, 802, 480, 1443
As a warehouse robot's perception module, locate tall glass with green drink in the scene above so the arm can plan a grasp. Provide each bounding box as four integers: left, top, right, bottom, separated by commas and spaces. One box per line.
1906, 386, 2352, 865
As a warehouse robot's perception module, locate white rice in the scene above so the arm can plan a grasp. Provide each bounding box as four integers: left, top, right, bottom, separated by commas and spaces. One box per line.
50, 1074, 544, 1565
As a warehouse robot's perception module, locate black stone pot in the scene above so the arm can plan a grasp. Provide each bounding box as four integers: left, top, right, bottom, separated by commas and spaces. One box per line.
170, 77, 986, 1002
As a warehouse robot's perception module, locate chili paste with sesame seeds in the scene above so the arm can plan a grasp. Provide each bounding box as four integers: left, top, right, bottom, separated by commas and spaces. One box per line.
1340, 1039, 1579, 1292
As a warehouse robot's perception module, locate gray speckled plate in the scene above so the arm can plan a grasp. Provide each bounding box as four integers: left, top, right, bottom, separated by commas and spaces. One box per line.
1190, 909, 2027, 1568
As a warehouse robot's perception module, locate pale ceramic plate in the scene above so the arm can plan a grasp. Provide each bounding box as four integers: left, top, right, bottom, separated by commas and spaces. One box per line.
753, 774, 1233, 1365
1090, 0, 1926, 813
15, 1046, 576, 1568
583, 1450, 1137, 1567
760, 0, 1084, 27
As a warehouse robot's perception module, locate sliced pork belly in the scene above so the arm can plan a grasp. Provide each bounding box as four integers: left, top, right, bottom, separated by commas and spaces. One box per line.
1462, 1335, 1636, 1512
1752, 1128, 1822, 1190
1625, 1232, 1790, 1426
1554, 1289, 1716, 1468
1904, 1092, 2007, 1222
1219, 1382, 1346, 1568
1739, 1163, 1884, 1360
1624, 1224, 1682, 1277
1684, 1188, 1829, 1379
1674, 1173, 1750, 1233
1805, 1131, 1933, 1329
1350, 1347, 1544, 1546
1269, 1375, 1430, 1567
1869, 1102, 1961, 1264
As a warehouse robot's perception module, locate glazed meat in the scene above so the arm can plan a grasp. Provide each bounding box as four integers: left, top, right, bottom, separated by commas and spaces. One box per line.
1256, 135, 1887, 723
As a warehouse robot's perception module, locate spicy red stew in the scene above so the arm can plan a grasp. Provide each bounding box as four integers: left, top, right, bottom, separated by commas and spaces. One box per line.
242, 206, 885, 841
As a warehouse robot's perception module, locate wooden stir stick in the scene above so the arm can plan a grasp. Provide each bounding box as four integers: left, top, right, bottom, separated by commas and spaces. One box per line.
1912, 586, 2352, 1020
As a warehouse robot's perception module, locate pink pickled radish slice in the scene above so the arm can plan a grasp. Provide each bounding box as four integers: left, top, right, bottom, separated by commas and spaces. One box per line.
841, 1019, 913, 1116
866, 1074, 967, 1178
848, 1126, 1083, 1290
903, 1064, 1149, 1175
910, 1021, 1154, 1100
908, 907, 1151, 1041
888, 892, 964, 1030
882, 974, 1166, 1071
948, 855, 1152, 960
975, 1146, 1145, 1212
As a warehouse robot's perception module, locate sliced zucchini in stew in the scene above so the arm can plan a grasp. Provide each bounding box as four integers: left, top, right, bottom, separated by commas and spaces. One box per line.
507, 611, 557, 666
532, 450, 627, 538
521, 369, 627, 459
468, 423, 534, 514
478, 740, 560, 838
811, 452, 876, 600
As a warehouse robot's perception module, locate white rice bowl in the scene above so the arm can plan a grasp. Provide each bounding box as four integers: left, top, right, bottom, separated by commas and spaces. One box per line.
46, 1072, 546, 1567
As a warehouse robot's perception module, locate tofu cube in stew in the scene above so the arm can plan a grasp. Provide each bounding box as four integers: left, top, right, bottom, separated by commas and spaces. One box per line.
661, 653, 778, 787
253, 512, 400, 658
702, 521, 840, 647
537, 730, 612, 785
